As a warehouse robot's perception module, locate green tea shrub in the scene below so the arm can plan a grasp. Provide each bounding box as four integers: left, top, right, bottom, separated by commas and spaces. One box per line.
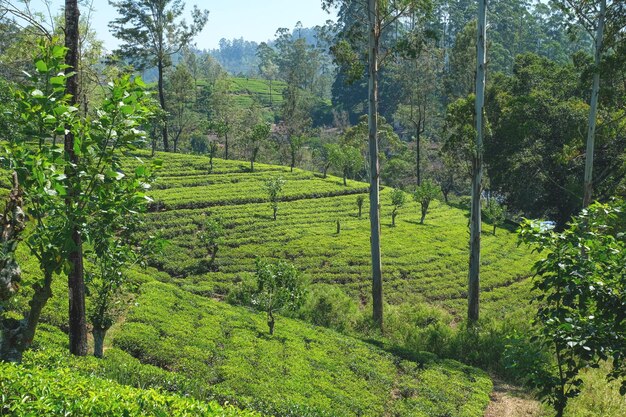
299, 285, 358, 332
0, 360, 257, 416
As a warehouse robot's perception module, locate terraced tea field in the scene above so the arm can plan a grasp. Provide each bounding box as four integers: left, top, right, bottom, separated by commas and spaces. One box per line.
138, 151, 537, 319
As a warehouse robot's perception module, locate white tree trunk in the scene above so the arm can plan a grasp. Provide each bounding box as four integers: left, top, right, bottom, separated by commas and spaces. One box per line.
583, 0, 606, 208
468, 0, 487, 323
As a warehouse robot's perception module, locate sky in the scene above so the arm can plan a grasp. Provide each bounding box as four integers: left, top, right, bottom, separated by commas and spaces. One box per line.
28, 0, 338, 52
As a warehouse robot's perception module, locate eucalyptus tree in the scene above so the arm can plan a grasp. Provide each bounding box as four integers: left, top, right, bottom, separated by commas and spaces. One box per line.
109, 0, 208, 152
322, 0, 432, 329
468, 0, 487, 323
552, 0, 626, 208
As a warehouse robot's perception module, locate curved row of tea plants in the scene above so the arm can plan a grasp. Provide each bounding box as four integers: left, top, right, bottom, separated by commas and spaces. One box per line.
138, 153, 537, 319
113, 281, 492, 417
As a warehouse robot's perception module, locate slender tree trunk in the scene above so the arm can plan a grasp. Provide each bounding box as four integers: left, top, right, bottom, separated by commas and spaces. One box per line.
225, 132, 229, 160
583, 0, 606, 209
343, 173, 347, 186
210, 245, 218, 267
323, 164, 329, 179
468, 0, 487, 323
420, 203, 427, 224
336, 220, 341, 234
267, 310, 275, 335
416, 122, 421, 186
65, 0, 88, 356
368, 0, 383, 331
392, 210, 397, 227
157, 57, 170, 152
92, 327, 106, 359
358, 204, 362, 218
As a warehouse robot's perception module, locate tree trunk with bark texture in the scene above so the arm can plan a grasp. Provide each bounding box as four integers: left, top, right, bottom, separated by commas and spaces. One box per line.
65, 0, 88, 356
368, 0, 383, 330
468, 0, 487, 323
92, 327, 106, 359
158, 58, 170, 152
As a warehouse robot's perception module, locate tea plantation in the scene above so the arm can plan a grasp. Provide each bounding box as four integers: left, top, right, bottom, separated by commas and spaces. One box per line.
137, 151, 537, 319
4, 150, 542, 416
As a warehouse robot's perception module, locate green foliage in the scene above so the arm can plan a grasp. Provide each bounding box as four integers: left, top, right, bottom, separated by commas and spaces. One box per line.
356, 194, 365, 218
0, 352, 257, 416
252, 258, 307, 335
245, 122, 271, 172
390, 188, 406, 226
197, 217, 224, 270
299, 285, 358, 332
1, 41, 158, 361
114, 281, 492, 416
484, 199, 507, 236
326, 143, 362, 186
264, 176, 286, 221
517, 200, 626, 416
413, 179, 440, 224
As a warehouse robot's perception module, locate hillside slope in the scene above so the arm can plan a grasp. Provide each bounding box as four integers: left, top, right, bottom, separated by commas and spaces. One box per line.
137, 151, 537, 319
114, 281, 492, 416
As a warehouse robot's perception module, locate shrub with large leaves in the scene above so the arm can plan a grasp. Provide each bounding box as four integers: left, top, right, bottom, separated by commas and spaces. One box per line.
518, 199, 626, 417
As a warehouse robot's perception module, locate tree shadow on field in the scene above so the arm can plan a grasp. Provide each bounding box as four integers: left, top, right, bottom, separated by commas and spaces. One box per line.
363, 338, 438, 369
404, 220, 438, 228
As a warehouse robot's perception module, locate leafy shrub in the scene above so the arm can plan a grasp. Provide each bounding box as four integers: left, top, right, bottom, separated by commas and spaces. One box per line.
298, 285, 358, 332
0, 354, 258, 416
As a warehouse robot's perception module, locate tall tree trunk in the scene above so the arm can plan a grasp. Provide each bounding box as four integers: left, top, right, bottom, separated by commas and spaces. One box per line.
468, 0, 487, 323
65, 0, 88, 356
158, 58, 170, 152
267, 310, 275, 335
583, 0, 606, 209
368, 0, 383, 331
416, 120, 422, 186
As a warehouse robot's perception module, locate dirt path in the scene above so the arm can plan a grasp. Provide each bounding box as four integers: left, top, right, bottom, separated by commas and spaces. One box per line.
484, 378, 545, 417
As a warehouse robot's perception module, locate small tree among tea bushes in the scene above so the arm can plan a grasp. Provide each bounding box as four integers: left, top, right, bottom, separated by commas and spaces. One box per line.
356, 195, 365, 218
413, 180, 440, 224
485, 199, 506, 235
252, 259, 306, 335
265, 177, 286, 221
390, 189, 406, 227
198, 217, 224, 269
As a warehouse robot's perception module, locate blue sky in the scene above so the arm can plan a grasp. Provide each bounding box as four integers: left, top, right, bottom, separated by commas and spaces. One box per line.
29, 0, 337, 51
